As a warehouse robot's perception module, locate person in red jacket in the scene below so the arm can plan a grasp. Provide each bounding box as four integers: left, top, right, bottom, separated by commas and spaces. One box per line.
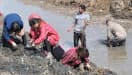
28, 13, 60, 56
47, 42, 90, 70
61, 46, 90, 69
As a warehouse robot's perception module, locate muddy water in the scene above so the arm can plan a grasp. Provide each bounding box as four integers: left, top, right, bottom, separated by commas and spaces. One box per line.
0, 0, 132, 75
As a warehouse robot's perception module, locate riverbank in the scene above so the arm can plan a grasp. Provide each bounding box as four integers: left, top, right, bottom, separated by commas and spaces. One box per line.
21, 0, 132, 30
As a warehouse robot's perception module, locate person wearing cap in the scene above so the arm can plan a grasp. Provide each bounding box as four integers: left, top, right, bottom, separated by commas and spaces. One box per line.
28, 13, 60, 57
106, 19, 127, 47
67, 4, 90, 47
2, 13, 27, 50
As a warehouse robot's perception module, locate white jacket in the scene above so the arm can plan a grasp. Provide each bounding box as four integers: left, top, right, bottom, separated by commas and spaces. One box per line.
107, 21, 127, 40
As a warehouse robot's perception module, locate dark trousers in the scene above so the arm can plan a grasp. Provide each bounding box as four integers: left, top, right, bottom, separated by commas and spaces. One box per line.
108, 39, 126, 47
52, 45, 65, 61
42, 39, 53, 52
42, 39, 65, 61
22, 34, 27, 46
74, 32, 86, 47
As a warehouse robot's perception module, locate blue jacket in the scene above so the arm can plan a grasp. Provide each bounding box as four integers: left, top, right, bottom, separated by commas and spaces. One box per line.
3, 13, 23, 42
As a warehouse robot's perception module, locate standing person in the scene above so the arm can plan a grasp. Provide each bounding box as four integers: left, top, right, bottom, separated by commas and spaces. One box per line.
67, 4, 90, 47
28, 13, 60, 57
2, 13, 27, 50
106, 19, 127, 47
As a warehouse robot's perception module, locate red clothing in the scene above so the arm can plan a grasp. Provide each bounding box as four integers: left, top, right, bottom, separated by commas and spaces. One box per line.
61, 47, 89, 67
30, 21, 60, 46
0, 12, 2, 16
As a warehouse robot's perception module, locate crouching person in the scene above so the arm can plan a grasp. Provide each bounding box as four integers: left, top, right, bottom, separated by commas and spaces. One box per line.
52, 45, 90, 70
28, 13, 60, 57
61, 47, 90, 70
106, 19, 127, 47
2, 13, 27, 50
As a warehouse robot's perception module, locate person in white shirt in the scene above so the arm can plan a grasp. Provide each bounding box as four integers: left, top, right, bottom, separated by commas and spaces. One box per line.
106, 19, 127, 47
67, 4, 90, 47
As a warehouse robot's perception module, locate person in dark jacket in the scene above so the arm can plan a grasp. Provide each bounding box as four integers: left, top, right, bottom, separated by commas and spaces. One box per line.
2, 13, 27, 50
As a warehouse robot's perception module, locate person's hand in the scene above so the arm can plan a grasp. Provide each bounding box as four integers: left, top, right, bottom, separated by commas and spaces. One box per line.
85, 63, 91, 70
67, 28, 72, 32
9, 40, 18, 50
11, 41, 18, 50
12, 41, 17, 47
67, 25, 74, 32
31, 42, 35, 47
29, 39, 33, 43
84, 19, 89, 26
67, 28, 70, 32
